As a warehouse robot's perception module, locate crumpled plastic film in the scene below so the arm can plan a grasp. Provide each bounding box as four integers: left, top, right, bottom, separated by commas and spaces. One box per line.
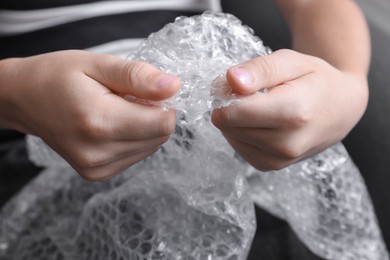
125, 12, 270, 122
248, 143, 389, 260
0, 12, 388, 260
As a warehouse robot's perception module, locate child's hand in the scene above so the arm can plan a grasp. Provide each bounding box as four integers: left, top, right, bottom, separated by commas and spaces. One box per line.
0, 50, 181, 180
212, 49, 368, 171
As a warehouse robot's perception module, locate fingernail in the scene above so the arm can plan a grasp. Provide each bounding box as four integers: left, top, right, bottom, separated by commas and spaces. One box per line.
232, 67, 254, 86
157, 74, 179, 88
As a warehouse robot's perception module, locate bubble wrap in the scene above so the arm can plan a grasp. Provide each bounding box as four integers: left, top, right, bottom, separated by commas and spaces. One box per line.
0, 12, 388, 260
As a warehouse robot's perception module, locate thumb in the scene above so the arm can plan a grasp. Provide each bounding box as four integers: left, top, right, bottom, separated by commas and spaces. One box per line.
226, 49, 313, 94
87, 54, 181, 101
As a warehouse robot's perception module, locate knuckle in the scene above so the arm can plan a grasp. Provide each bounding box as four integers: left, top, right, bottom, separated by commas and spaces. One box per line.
254, 158, 292, 172
125, 61, 148, 87
309, 55, 328, 68
253, 160, 287, 172
254, 56, 278, 81
78, 170, 99, 181
72, 149, 106, 170
285, 102, 311, 128
274, 48, 296, 58
274, 141, 306, 161
78, 168, 112, 182
159, 135, 170, 145
157, 112, 176, 136
77, 114, 111, 139
273, 49, 302, 63
213, 109, 231, 126
279, 146, 304, 160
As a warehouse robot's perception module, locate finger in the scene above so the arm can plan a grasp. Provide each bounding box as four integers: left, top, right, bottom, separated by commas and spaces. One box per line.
212, 83, 308, 129
217, 126, 309, 160
75, 135, 170, 169
69, 75, 177, 141
105, 136, 169, 162
219, 126, 283, 158
94, 94, 177, 141
223, 133, 293, 171
87, 54, 181, 101
80, 146, 160, 181
226, 49, 315, 94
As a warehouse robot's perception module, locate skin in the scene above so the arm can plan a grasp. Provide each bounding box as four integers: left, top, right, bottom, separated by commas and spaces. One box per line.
0, 0, 370, 179
0, 51, 181, 180
212, 0, 371, 171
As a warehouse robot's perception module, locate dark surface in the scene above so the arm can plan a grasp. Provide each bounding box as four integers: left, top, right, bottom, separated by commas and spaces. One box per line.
0, 132, 41, 207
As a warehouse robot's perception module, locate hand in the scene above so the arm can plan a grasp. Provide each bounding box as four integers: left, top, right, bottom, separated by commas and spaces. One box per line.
212, 49, 368, 171
0, 50, 180, 180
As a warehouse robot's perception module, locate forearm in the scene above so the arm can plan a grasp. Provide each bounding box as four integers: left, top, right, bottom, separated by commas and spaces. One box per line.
274, 0, 370, 75
0, 58, 22, 131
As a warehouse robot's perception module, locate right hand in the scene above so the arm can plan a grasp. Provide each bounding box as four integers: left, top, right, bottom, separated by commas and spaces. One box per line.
0, 50, 181, 180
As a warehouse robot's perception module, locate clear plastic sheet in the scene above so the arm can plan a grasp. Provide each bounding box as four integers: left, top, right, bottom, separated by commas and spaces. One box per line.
0, 12, 388, 260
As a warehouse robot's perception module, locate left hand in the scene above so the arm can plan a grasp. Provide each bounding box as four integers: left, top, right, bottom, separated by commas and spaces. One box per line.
212, 49, 368, 171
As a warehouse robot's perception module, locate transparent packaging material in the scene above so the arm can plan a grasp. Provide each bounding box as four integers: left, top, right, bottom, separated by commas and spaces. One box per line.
0, 12, 388, 260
